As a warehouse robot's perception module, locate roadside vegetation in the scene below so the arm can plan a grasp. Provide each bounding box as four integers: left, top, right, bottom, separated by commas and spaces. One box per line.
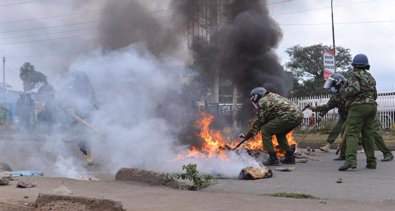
271, 192, 319, 199
167, 163, 214, 191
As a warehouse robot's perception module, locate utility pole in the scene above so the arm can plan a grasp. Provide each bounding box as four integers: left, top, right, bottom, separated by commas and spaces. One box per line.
331, 0, 336, 72
2, 57, 5, 105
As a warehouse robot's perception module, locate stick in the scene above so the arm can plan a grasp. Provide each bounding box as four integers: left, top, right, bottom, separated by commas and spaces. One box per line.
66, 110, 102, 135
232, 138, 248, 150
59, 105, 105, 136
336, 126, 348, 155
296, 121, 319, 145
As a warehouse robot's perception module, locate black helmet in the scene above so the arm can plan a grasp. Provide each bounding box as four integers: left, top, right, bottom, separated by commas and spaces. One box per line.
351, 54, 370, 70
323, 73, 347, 89
250, 87, 268, 103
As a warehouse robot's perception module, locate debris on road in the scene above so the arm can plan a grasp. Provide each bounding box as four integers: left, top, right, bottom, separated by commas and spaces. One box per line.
337, 177, 343, 183
239, 166, 273, 180
17, 179, 37, 188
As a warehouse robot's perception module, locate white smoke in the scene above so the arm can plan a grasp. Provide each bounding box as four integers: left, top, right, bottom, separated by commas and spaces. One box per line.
51, 44, 260, 178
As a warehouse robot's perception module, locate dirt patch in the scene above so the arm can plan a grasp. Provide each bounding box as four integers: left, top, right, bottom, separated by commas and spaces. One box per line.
115, 168, 189, 190
0, 203, 33, 211
34, 193, 123, 211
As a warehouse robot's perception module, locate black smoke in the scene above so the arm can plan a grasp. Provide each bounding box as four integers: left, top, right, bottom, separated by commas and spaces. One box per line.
171, 0, 291, 125
97, 0, 181, 57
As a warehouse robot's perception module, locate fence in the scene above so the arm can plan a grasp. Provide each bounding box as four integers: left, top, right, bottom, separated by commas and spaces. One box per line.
204, 91, 395, 130
290, 91, 395, 129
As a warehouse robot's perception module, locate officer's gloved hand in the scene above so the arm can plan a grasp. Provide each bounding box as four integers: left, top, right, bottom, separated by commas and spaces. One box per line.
239, 131, 254, 141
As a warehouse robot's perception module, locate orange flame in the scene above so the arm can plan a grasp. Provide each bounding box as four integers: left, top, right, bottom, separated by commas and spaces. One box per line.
180, 112, 296, 160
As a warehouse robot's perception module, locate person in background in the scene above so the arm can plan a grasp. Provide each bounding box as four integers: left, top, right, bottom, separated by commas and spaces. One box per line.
307, 73, 348, 153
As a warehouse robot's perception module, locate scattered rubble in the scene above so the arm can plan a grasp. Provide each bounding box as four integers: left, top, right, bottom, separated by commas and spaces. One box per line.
337, 177, 343, 183
16, 179, 37, 188
239, 166, 273, 180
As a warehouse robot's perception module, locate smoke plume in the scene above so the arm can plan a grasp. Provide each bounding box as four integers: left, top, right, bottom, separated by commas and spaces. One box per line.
3, 0, 291, 179
171, 0, 292, 123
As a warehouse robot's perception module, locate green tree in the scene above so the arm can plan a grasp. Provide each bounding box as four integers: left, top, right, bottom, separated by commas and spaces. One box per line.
285, 44, 352, 97
19, 62, 48, 92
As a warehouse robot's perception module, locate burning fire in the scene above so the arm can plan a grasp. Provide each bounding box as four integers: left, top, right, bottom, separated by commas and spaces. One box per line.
179, 112, 296, 160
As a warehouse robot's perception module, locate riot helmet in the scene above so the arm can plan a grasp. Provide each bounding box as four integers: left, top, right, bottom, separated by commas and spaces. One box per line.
351, 54, 370, 70
250, 87, 268, 103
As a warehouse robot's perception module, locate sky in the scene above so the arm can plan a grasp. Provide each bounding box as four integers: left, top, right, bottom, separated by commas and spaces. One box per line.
269, 0, 395, 91
0, 0, 394, 92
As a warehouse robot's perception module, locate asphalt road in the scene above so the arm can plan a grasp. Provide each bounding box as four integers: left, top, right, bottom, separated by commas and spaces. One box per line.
204, 149, 395, 202
1, 138, 395, 203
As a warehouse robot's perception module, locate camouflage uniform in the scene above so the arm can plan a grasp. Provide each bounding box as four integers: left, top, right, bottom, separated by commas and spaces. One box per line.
342, 69, 378, 168
363, 116, 393, 159
312, 92, 347, 145
248, 93, 303, 153
337, 112, 393, 160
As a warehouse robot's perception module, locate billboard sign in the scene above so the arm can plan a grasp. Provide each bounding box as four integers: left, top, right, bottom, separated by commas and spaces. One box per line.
323, 50, 335, 80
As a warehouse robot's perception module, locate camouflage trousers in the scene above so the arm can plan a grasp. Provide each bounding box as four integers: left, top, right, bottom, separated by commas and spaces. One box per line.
338, 118, 392, 158
326, 116, 346, 144
344, 104, 377, 166
261, 118, 302, 153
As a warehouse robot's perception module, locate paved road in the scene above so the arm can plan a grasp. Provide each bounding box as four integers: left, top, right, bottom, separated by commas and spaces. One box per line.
204, 149, 395, 202
1, 136, 394, 204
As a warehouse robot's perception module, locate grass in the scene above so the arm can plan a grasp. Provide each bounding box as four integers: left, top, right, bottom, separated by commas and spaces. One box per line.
271, 192, 319, 199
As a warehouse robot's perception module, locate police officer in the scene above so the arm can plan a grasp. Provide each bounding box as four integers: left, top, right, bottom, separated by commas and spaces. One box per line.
58, 71, 98, 166
239, 87, 303, 166
308, 73, 348, 153
339, 54, 377, 171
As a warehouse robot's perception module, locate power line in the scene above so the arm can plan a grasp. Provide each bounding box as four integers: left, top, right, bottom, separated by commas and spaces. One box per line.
0, 33, 97, 46
280, 20, 395, 26
0, 0, 44, 7
268, 0, 292, 6
0, 27, 97, 40
273, 0, 386, 16
2, 59, 22, 90
0, 20, 99, 34
0, 9, 101, 25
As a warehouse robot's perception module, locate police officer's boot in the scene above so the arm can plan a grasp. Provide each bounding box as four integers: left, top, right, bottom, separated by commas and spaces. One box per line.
86, 149, 94, 166
381, 154, 394, 162
262, 152, 279, 166
281, 150, 296, 164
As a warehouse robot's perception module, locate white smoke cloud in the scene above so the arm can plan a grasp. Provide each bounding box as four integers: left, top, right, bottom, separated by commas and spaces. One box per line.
47, 44, 260, 178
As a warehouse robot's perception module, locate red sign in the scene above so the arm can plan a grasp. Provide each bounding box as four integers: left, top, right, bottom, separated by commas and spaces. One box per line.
323, 50, 335, 80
